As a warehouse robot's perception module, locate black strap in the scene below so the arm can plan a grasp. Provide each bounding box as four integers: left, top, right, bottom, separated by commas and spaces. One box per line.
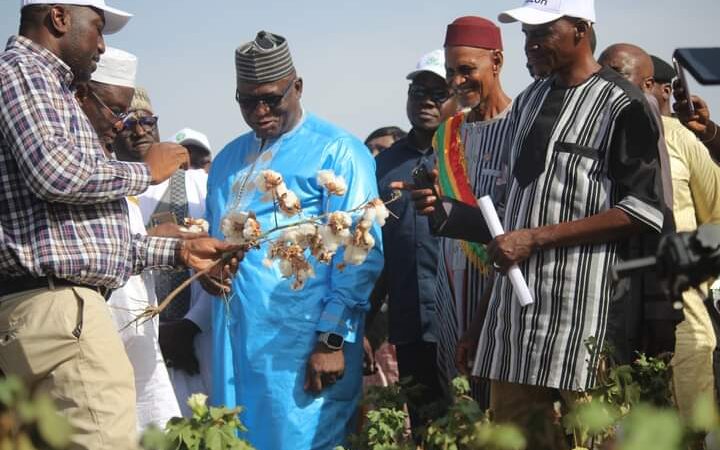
513, 87, 567, 188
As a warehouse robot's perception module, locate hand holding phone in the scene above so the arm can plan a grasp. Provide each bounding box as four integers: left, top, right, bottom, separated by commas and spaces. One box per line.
673, 57, 695, 115
411, 164, 448, 231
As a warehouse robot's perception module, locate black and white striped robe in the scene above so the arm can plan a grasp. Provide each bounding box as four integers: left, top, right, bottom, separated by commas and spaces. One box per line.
472, 67, 664, 391
434, 109, 513, 392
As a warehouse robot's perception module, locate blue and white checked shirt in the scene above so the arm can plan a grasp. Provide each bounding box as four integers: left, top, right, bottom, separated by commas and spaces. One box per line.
0, 36, 179, 289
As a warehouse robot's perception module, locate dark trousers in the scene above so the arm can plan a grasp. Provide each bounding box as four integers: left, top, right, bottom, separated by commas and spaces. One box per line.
395, 341, 446, 430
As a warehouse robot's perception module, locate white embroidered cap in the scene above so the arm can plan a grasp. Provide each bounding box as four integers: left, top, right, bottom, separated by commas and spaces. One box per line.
91, 47, 137, 88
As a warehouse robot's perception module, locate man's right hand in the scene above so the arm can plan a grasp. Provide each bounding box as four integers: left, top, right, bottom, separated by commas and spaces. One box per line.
389, 168, 441, 217
144, 143, 190, 185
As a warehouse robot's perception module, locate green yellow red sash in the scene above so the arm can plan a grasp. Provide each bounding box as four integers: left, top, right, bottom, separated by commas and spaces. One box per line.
434, 112, 490, 273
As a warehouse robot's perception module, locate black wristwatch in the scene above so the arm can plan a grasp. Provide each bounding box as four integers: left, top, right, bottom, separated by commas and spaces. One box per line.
318, 332, 344, 350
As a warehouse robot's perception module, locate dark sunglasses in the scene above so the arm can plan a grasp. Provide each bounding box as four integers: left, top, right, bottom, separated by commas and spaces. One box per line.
408, 85, 451, 104
235, 78, 296, 111
119, 115, 159, 132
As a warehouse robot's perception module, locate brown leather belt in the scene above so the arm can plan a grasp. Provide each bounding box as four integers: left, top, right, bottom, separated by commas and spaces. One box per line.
0, 276, 113, 300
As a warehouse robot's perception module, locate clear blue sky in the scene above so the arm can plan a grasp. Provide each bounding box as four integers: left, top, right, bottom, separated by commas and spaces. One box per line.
2, 0, 719, 153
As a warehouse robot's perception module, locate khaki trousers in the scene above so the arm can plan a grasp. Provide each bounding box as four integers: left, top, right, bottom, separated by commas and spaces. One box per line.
0, 286, 138, 450
671, 288, 717, 418
490, 380, 578, 450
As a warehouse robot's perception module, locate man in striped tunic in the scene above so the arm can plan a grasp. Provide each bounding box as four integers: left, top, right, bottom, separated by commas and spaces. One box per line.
483, 0, 664, 444
405, 0, 666, 447
431, 17, 512, 406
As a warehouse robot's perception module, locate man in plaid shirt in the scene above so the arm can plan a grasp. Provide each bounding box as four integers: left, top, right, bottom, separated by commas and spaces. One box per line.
0, 3, 242, 449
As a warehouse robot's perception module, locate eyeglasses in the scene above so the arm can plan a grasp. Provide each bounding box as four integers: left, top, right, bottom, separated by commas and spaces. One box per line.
89, 90, 128, 130
235, 78, 296, 111
119, 115, 159, 132
408, 85, 451, 105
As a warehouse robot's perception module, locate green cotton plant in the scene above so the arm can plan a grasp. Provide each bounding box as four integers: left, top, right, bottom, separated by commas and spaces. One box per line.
141, 393, 255, 450
424, 377, 525, 450
0, 375, 72, 450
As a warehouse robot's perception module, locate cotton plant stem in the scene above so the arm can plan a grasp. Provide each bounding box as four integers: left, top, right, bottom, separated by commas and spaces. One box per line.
121, 258, 225, 330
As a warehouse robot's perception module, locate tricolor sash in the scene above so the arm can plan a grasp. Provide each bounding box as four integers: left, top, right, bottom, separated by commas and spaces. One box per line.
434, 112, 490, 273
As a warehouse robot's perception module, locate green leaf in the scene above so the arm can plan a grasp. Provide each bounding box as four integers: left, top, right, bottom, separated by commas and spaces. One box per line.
690, 393, 719, 432
620, 405, 683, 450
204, 426, 222, 448
34, 394, 72, 448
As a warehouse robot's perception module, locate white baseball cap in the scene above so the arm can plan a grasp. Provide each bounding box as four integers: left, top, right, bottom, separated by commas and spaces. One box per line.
173, 128, 212, 152
91, 47, 137, 88
20, 0, 132, 35
406, 49, 446, 81
498, 0, 595, 25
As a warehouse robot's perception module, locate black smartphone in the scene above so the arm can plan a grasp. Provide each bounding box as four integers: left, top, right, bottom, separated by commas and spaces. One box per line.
673, 47, 720, 86
411, 164, 448, 231
673, 56, 695, 114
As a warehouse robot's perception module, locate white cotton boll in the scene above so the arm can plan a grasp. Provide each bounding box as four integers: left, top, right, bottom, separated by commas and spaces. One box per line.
260, 170, 284, 190
255, 173, 269, 193
374, 204, 390, 226
242, 217, 262, 241
317, 170, 348, 197
318, 225, 343, 252
298, 223, 318, 237
281, 227, 301, 244
221, 212, 249, 242
331, 176, 347, 196
362, 207, 376, 224
344, 245, 369, 265
367, 199, 390, 226
360, 231, 375, 249
279, 259, 293, 278
358, 219, 373, 231
316, 170, 335, 187
279, 190, 301, 217
184, 218, 210, 233
327, 211, 352, 234
275, 182, 288, 198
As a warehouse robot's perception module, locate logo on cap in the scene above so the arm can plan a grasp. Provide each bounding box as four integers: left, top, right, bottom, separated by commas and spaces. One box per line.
524, 0, 561, 8
176, 132, 186, 142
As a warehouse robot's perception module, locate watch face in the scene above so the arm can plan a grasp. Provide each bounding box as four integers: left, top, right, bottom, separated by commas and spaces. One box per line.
327, 334, 344, 348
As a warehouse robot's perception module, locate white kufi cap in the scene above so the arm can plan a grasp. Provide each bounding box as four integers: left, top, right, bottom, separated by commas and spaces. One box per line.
498, 0, 596, 25
20, 0, 132, 35
91, 47, 137, 88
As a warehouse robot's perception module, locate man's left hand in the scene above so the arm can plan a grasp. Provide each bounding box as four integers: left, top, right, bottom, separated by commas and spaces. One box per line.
177, 238, 243, 272
304, 342, 345, 393
177, 238, 244, 295
488, 229, 538, 273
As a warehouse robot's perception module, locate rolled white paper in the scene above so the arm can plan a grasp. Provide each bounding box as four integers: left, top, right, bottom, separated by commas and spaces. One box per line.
478, 196, 534, 307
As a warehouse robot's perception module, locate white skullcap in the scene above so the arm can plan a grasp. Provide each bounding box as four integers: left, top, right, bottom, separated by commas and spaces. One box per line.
91, 47, 137, 88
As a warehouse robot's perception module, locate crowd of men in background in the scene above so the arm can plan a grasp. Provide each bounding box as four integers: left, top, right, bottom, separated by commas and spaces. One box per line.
2, 0, 720, 449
